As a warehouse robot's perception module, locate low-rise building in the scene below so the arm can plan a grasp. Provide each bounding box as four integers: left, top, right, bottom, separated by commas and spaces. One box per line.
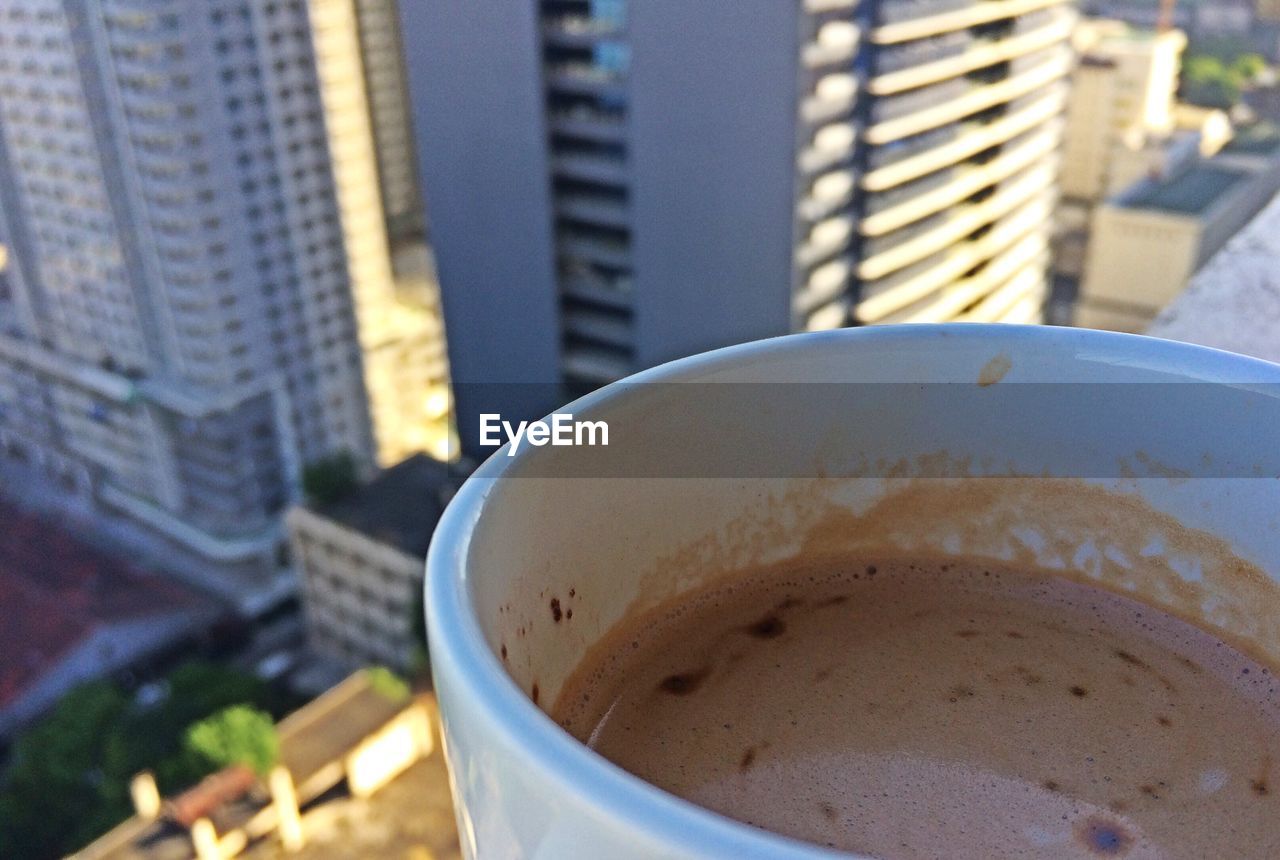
1077, 124, 1280, 331
286, 455, 455, 674
76, 670, 440, 860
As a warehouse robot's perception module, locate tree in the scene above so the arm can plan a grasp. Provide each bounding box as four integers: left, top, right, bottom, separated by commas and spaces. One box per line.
0, 682, 128, 858
1182, 55, 1242, 109
1233, 53, 1267, 82
366, 666, 411, 703
301, 450, 359, 505
0, 661, 286, 859
182, 706, 279, 777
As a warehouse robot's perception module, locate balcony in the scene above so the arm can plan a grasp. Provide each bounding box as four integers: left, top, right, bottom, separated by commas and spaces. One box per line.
864, 166, 956, 215
562, 345, 631, 385
864, 124, 959, 171
888, 245, 1047, 323
958, 253, 1049, 322
871, 78, 968, 124
1008, 43, 1062, 75
873, 0, 1068, 44
862, 85, 1065, 191
799, 143, 857, 177
856, 207, 1050, 322
545, 62, 626, 98
562, 307, 633, 349
555, 191, 630, 229
859, 211, 948, 259
860, 123, 1061, 235
801, 72, 859, 125
875, 30, 971, 75
804, 299, 851, 331
1012, 8, 1057, 33
796, 215, 855, 269
551, 151, 628, 185
542, 15, 626, 48
804, 21, 860, 68
558, 231, 631, 269
548, 105, 626, 142
561, 272, 633, 311
877, 0, 968, 26
794, 257, 852, 315
805, 0, 857, 12
867, 11, 1073, 96
856, 159, 1055, 280
798, 121, 857, 175
798, 169, 857, 222
864, 48, 1071, 144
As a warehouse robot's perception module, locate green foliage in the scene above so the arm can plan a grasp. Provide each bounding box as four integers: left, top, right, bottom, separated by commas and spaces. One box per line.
0, 683, 129, 858
1182, 51, 1271, 109
183, 706, 278, 777
366, 666, 411, 703
1182, 54, 1242, 108
301, 450, 359, 505
1234, 53, 1267, 81
0, 662, 284, 859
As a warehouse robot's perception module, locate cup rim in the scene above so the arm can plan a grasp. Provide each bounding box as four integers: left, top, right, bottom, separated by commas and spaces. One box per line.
425, 323, 1280, 857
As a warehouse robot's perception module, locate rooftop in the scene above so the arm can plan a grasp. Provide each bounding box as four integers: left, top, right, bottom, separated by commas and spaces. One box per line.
1116, 164, 1251, 215
311, 454, 455, 557
0, 501, 207, 712
1219, 122, 1280, 157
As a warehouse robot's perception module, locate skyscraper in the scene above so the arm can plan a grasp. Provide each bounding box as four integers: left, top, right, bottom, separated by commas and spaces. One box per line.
403, 0, 1074, 455
348, 0, 425, 245
0, 0, 430, 604
307, 0, 450, 465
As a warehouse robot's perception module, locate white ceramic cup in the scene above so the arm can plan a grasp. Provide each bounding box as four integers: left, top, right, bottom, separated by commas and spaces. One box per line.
426, 324, 1280, 859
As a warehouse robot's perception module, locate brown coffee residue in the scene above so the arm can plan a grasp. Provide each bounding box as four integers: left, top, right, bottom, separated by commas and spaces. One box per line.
789, 478, 1280, 669
1075, 815, 1135, 855
557, 554, 1280, 857
977, 352, 1013, 386
744, 613, 786, 639
658, 666, 710, 695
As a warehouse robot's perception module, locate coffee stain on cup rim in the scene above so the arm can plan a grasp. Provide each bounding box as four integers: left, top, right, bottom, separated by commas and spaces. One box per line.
978, 352, 1013, 386
633, 472, 1280, 671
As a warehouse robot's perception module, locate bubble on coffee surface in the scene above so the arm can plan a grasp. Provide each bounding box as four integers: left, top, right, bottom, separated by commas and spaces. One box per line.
553, 556, 1280, 858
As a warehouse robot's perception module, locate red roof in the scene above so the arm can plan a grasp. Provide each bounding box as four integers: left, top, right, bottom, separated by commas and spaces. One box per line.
0, 500, 202, 709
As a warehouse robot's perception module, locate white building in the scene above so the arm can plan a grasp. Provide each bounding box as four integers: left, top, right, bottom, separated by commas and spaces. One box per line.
0, 0, 435, 604
287, 454, 454, 673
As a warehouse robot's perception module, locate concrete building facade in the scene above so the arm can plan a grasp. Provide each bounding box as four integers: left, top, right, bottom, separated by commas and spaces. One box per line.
0, 0, 437, 602
349, 0, 424, 245
287, 454, 453, 673
401, 0, 1075, 456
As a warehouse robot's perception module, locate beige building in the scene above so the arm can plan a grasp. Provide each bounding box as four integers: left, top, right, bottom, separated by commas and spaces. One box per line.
287, 455, 455, 673
307, 0, 450, 466
1077, 126, 1280, 331
1060, 21, 1188, 202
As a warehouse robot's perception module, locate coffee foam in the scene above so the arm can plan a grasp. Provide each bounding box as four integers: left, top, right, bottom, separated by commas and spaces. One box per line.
553, 557, 1280, 858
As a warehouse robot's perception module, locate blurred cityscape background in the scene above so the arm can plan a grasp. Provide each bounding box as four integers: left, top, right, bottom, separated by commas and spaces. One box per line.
2, 0, 1280, 856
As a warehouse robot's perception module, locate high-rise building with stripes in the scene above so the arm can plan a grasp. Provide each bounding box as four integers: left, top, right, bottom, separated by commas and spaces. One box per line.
404, 0, 1074, 454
